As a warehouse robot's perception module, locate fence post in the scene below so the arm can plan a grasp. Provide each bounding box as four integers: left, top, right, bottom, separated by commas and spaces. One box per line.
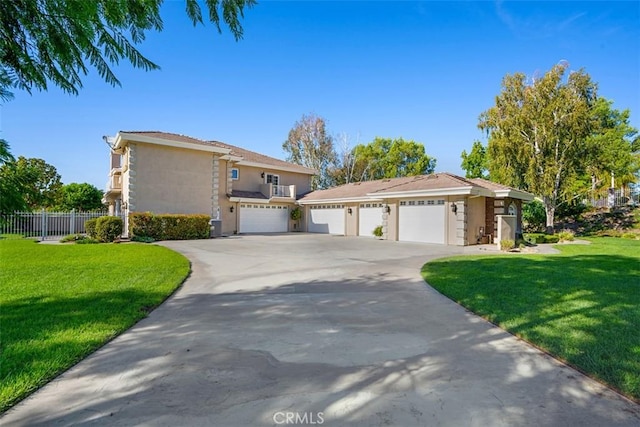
70, 209, 76, 234
40, 208, 46, 241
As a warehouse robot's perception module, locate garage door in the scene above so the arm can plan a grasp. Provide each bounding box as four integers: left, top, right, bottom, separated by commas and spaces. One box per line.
398, 199, 446, 244
358, 203, 383, 237
239, 204, 289, 233
308, 204, 345, 234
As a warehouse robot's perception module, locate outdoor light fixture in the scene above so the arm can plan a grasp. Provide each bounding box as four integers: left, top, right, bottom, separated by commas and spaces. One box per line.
384, 205, 391, 214
348, 208, 353, 214
261, 172, 265, 178
230, 206, 234, 213
451, 202, 457, 214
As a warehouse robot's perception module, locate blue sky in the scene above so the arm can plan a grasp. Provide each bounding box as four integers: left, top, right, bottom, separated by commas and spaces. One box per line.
2, 1, 639, 189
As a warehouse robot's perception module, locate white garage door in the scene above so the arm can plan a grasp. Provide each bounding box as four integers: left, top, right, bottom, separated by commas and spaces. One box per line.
239, 204, 289, 233
398, 199, 446, 244
358, 203, 383, 237
308, 204, 345, 234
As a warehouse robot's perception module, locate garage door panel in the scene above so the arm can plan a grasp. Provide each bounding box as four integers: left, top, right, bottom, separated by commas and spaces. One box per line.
239, 204, 289, 233
308, 206, 345, 235
398, 201, 446, 244
358, 205, 383, 237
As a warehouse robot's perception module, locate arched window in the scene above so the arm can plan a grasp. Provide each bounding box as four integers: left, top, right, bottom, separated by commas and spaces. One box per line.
508, 203, 517, 216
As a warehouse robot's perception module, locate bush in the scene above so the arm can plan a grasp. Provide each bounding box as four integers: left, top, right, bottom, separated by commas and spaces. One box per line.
95, 216, 123, 242
524, 233, 560, 244
621, 232, 639, 240
129, 212, 210, 240
522, 200, 546, 232
500, 239, 515, 251
290, 207, 302, 221
557, 229, 575, 242
85, 218, 97, 239
130, 235, 155, 243
372, 225, 383, 238
60, 233, 99, 244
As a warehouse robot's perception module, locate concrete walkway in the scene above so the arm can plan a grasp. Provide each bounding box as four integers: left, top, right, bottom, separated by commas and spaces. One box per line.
2, 234, 638, 426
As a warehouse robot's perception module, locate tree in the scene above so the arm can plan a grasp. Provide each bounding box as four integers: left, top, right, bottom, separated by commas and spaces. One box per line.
0, 141, 30, 215
584, 98, 639, 196
283, 113, 337, 190
479, 63, 597, 232
58, 183, 105, 211
0, 0, 255, 100
460, 140, 489, 179
348, 137, 436, 182
0, 157, 63, 209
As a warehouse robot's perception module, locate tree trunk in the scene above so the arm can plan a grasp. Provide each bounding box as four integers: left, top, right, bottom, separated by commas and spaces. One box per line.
543, 197, 555, 234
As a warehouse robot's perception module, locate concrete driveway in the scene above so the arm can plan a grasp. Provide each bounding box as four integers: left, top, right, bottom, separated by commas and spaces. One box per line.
2, 234, 638, 426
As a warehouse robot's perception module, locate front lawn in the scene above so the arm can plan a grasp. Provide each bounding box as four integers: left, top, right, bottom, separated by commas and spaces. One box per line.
421, 238, 640, 401
0, 239, 190, 412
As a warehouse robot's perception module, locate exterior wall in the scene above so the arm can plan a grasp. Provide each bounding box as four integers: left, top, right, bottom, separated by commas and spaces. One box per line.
382, 200, 398, 241
130, 143, 214, 215
345, 203, 358, 236
485, 197, 495, 243
233, 165, 312, 196
220, 161, 237, 234
453, 199, 467, 246
446, 196, 459, 245
467, 196, 486, 245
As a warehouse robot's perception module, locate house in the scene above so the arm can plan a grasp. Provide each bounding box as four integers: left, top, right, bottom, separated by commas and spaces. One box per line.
297, 173, 534, 246
102, 131, 316, 235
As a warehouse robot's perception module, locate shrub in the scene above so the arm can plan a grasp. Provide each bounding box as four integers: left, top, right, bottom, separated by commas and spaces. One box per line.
557, 229, 575, 242
621, 232, 639, 240
524, 233, 560, 244
131, 235, 155, 243
290, 207, 302, 221
85, 218, 97, 239
372, 225, 383, 238
95, 216, 123, 242
129, 212, 210, 240
522, 200, 546, 232
500, 239, 515, 251
60, 234, 83, 243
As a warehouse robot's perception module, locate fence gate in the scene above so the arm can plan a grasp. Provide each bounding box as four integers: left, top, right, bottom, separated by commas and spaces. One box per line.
1, 210, 125, 241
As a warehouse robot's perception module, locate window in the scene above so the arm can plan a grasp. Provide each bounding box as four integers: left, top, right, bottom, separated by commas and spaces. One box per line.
266, 173, 279, 185
427, 200, 434, 205
231, 168, 239, 180
418, 201, 425, 206
437, 199, 445, 205
408, 201, 416, 206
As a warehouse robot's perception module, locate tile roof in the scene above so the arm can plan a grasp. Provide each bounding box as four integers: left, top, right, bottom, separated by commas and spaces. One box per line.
118, 131, 316, 175
299, 173, 531, 202
230, 190, 268, 200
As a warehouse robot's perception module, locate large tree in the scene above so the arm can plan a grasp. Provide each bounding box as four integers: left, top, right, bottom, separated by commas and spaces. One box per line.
479, 63, 597, 232
283, 113, 337, 190
0, 141, 30, 215
460, 140, 489, 179
57, 183, 105, 211
0, 156, 63, 209
0, 0, 255, 99
347, 137, 436, 182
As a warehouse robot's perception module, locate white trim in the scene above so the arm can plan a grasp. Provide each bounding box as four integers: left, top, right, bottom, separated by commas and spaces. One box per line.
298, 196, 384, 205
115, 133, 231, 154
369, 186, 493, 198
494, 189, 535, 201
237, 160, 316, 175
220, 154, 243, 162
228, 197, 270, 204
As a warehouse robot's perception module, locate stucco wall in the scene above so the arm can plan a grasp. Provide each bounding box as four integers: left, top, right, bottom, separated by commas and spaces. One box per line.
467, 196, 486, 245
345, 203, 358, 236
131, 143, 214, 215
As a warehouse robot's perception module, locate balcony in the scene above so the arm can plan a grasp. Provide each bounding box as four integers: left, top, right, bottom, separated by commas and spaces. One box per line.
105, 174, 122, 196
260, 183, 296, 200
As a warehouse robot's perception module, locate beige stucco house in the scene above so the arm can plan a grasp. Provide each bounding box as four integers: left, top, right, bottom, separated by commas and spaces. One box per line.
297, 173, 534, 246
102, 131, 316, 235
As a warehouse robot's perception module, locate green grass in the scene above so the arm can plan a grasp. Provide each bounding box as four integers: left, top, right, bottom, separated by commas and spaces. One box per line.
0, 239, 190, 412
421, 237, 640, 401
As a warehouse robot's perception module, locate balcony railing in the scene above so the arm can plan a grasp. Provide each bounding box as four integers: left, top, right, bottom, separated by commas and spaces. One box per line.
259, 183, 295, 199
106, 174, 122, 193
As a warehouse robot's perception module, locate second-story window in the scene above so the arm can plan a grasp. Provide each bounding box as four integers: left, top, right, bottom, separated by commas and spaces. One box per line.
265, 173, 279, 186
231, 168, 239, 180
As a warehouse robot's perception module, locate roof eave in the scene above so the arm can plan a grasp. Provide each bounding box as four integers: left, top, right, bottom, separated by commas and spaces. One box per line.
116, 132, 232, 154
236, 160, 317, 175
370, 186, 477, 198
298, 196, 384, 205
494, 189, 535, 201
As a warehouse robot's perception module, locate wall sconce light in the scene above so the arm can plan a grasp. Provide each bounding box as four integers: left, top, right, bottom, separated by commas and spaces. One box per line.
347, 208, 353, 214
261, 172, 265, 178
384, 205, 391, 214
230, 206, 234, 213
451, 202, 457, 214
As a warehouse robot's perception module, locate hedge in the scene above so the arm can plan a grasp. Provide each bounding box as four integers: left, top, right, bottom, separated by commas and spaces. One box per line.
524, 233, 560, 244
95, 216, 123, 242
129, 212, 210, 240
85, 218, 98, 239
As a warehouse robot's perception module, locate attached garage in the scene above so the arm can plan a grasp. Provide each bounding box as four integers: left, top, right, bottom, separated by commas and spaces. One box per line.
358, 203, 383, 237
239, 204, 289, 233
398, 199, 446, 244
308, 204, 345, 234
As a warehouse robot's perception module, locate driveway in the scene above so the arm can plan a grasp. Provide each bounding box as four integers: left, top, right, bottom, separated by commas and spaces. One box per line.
2, 234, 638, 426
